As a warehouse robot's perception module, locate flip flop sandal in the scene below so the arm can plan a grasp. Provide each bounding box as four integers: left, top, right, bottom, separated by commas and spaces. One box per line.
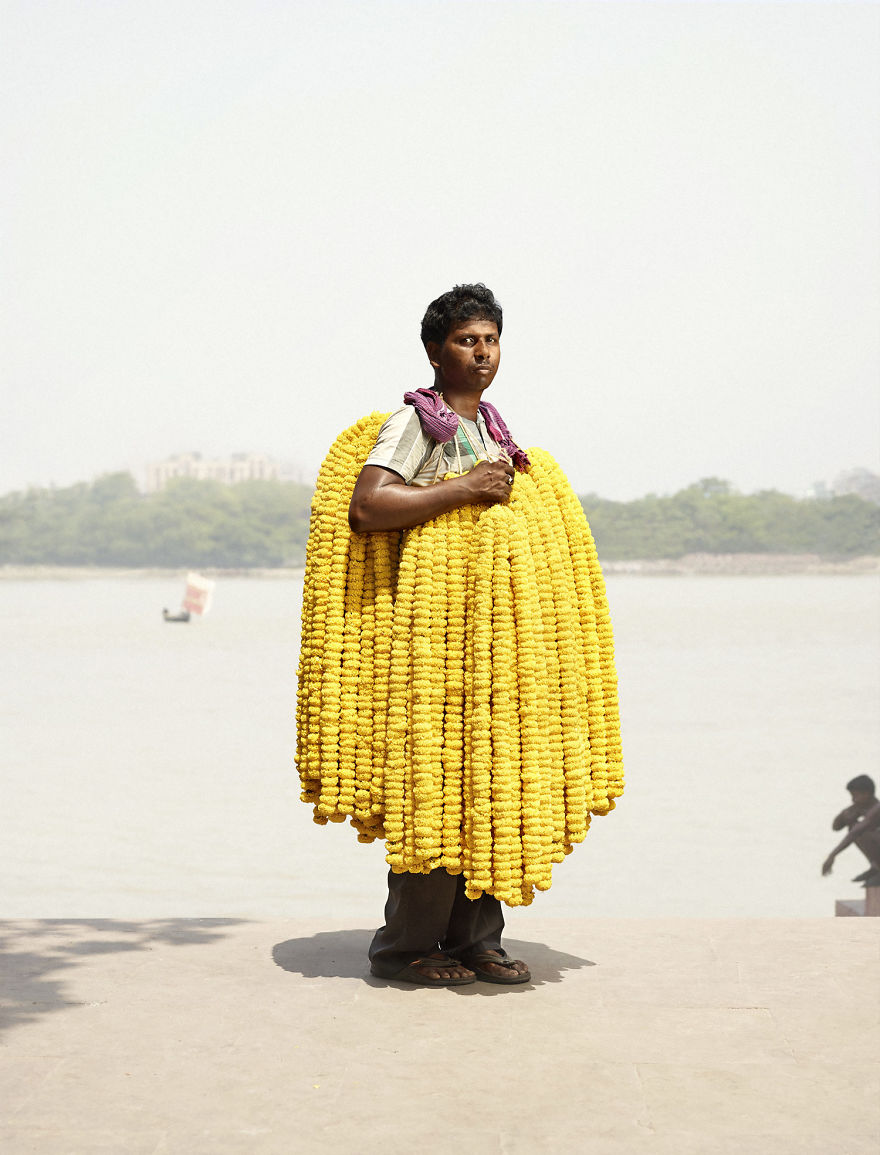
370, 953, 475, 987
462, 952, 531, 985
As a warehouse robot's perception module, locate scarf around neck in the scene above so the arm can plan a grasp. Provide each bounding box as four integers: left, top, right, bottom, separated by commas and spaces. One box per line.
402, 387, 530, 471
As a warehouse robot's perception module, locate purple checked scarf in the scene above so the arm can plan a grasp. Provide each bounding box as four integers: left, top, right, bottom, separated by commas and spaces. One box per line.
402, 387, 530, 471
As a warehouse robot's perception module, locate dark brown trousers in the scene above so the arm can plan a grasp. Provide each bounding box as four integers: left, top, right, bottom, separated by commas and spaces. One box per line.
368, 867, 505, 972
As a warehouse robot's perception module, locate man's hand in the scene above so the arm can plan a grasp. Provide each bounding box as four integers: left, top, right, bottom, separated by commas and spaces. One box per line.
822, 854, 836, 876
460, 458, 515, 505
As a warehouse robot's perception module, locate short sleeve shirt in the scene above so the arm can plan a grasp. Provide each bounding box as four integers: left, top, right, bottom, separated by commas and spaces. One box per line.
364, 405, 508, 487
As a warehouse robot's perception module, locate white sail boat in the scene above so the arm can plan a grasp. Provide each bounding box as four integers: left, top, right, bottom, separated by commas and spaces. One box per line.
163, 572, 216, 622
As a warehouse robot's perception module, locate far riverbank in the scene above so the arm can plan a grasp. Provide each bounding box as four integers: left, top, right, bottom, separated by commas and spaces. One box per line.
602, 553, 880, 576
2, 554, 879, 580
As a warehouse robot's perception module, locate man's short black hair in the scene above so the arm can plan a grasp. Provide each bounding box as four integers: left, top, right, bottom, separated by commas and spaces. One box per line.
846, 774, 875, 795
420, 283, 503, 347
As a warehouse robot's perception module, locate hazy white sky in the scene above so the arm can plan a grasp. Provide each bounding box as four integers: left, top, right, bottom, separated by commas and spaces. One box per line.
2, 0, 878, 499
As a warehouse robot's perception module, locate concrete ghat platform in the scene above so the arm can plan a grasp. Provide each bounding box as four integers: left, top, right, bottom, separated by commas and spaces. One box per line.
1, 918, 877, 1155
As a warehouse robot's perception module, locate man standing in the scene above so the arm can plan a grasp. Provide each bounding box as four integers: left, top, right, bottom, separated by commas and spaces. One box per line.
296, 282, 622, 986
348, 284, 530, 986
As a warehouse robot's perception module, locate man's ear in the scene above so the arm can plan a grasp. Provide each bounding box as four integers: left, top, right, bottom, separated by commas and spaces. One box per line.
425, 340, 441, 369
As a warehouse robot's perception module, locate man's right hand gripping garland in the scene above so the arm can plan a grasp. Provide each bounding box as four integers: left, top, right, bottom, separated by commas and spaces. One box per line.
295, 284, 623, 985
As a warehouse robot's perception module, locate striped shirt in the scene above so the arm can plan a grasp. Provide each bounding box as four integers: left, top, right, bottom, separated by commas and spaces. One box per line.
364, 405, 508, 487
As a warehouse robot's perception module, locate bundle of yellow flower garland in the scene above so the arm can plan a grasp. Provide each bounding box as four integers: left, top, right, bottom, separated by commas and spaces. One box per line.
296, 412, 623, 906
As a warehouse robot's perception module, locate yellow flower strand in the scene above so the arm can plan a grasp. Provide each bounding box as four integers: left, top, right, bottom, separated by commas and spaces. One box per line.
439, 504, 466, 873
411, 518, 444, 869
488, 511, 524, 905
466, 510, 496, 897
352, 534, 375, 828
384, 521, 417, 870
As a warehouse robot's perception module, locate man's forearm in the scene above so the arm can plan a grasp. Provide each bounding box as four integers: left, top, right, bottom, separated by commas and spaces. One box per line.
348, 475, 474, 533
832, 804, 863, 831
829, 811, 880, 857
829, 832, 855, 857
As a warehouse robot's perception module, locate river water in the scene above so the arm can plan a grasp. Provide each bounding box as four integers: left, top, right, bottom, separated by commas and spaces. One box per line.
2, 574, 878, 923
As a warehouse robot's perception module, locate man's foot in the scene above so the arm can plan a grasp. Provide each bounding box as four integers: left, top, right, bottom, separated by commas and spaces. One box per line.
460, 950, 531, 985
370, 952, 475, 986
408, 954, 476, 983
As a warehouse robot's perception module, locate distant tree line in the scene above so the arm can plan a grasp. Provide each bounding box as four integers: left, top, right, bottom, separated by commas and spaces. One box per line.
0, 473, 313, 567
580, 477, 880, 560
0, 472, 877, 568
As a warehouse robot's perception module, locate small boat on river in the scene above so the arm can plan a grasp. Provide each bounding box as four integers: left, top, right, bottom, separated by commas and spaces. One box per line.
162, 608, 191, 622
162, 572, 215, 623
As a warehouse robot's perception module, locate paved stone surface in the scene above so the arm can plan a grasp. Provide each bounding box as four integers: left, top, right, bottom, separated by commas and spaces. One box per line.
1, 918, 877, 1154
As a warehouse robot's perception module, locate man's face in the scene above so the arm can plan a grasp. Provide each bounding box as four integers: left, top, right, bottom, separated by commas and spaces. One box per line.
428, 318, 500, 393
850, 789, 873, 808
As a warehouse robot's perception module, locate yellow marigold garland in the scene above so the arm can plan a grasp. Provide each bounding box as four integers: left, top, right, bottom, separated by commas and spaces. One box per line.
440, 505, 466, 872
489, 518, 522, 904
296, 414, 623, 906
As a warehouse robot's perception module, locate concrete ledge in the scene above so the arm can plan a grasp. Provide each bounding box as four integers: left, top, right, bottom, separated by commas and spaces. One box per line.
837, 886, 880, 917
837, 898, 867, 916
1, 918, 878, 1154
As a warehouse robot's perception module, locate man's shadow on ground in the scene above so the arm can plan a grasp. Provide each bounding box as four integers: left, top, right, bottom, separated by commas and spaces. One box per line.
272, 929, 594, 992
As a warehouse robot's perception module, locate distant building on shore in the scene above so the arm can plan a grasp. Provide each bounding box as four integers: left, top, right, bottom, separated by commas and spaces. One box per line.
144, 452, 279, 493
808, 468, 880, 505
831, 468, 880, 506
